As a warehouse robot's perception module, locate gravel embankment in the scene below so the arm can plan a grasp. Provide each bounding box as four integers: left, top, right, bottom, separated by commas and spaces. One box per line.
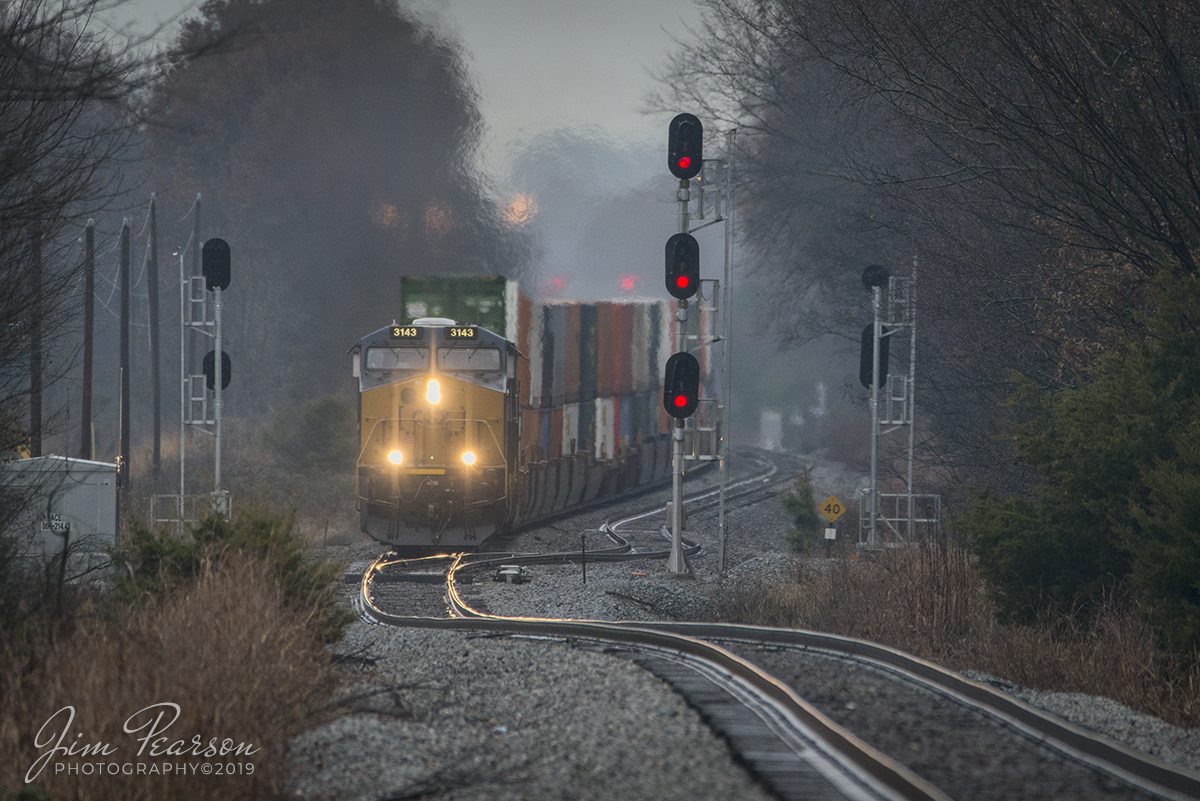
291, 626, 777, 801
300, 450, 1200, 799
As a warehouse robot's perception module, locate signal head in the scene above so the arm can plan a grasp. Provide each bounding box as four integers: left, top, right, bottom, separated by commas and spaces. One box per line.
663, 351, 700, 419
862, 263, 890, 291
665, 233, 700, 300
668, 113, 703, 180
202, 349, 231, 391
202, 238, 231, 291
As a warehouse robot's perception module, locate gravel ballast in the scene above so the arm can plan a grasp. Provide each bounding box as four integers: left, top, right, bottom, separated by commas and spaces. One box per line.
291, 626, 776, 801
302, 449, 1200, 799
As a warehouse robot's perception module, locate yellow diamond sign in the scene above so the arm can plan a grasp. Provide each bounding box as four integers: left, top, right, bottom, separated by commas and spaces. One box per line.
820, 495, 846, 523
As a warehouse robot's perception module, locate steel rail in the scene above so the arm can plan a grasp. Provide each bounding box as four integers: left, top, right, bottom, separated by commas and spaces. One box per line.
631, 621, 1200, 801
356, 565, 950, 801
412, 450, 788, 575
356, 446, 1200, 801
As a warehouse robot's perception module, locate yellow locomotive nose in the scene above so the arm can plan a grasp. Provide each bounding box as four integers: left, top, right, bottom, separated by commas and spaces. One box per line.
426, 379, 440, 403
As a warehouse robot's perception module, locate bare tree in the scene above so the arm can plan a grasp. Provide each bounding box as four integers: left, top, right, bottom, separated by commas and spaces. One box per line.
0, 0, 151, 464
656, 0, 1200, 492
142, 0, 531, 414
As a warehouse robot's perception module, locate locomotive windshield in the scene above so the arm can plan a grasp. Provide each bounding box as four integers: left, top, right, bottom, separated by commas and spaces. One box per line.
438, 347, 501, 372
365, 346, 429, 371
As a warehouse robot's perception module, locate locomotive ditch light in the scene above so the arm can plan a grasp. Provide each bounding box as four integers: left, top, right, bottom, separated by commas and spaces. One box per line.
426, 379, 440, 403
461, 451, 476, 466
388, 450, 403, 465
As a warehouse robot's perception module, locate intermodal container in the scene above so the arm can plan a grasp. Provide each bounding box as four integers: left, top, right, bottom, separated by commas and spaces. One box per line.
613, 303, 633, 396
596, 302, 614, 397
564, 304, 581, 404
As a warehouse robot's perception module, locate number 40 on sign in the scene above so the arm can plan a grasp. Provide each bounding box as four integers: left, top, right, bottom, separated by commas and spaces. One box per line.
820, 495, 845, 523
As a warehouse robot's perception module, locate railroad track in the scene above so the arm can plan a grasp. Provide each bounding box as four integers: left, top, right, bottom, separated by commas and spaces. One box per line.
359, 576, 946, 800
354, 452, 1200, 801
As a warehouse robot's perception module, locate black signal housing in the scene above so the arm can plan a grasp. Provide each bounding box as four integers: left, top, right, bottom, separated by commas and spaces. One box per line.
668, 113, 703, 180
663, 351, 700, 418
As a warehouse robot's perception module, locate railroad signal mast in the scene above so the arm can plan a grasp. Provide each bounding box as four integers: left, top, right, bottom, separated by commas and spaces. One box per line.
663, 114, 736, 574
858, 257, 940, 548
154, 227, 234, 529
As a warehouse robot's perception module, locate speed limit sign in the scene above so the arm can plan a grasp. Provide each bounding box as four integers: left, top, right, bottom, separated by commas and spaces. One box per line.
820, 495, 846, 523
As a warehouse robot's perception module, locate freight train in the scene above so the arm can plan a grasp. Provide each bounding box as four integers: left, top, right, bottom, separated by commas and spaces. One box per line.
351, 276, 712, 553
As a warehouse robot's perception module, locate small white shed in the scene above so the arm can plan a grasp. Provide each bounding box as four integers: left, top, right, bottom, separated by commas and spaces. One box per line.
1, 455, 119, 569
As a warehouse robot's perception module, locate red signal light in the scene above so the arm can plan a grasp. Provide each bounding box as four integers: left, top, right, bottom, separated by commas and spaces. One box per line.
668, 113, 703, 180
663, 352, 700, 419
665, 232, 699, 300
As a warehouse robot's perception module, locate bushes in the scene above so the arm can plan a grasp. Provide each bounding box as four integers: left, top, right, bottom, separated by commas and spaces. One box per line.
960, 272, 1200, 656
114, 507, 354, 643
719, 543, 1200, 727
263, 394, 357, 473
2, 553, 338, 801
1, 505, 352, 799
779, 471, 821, 553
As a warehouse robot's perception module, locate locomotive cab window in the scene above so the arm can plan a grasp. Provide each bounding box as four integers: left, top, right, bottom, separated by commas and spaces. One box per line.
365, 346, 429, 371
438, 347, 501, 372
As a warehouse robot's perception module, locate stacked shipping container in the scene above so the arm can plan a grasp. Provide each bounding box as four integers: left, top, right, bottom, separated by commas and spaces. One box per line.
401, 276, 696, 526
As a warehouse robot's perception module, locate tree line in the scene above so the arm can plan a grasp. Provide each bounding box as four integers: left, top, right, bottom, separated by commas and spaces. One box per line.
659, 0, 1200, 655
0, 0, 530, 498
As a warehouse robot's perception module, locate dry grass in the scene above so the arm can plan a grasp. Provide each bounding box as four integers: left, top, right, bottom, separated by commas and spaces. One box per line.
720, 541, 1200, 728
1, 552, 339, 800
124, 424, 359, 549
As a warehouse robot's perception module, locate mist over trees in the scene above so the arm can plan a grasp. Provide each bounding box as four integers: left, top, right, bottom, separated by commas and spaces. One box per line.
660, 0, 1200, 653
502, 129, 668, 299
2, 0, 535, 527
0, 0, 147, 470
144, 0, 529, 409
659, 0, 1200, 478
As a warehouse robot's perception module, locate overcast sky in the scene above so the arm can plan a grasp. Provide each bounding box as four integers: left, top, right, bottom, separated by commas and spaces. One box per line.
113, 0, 702, 178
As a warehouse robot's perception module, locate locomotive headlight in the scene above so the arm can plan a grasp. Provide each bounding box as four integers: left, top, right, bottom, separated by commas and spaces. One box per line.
426, 379, 440, 404
387, 450, 403, 465
461, 451, 476, 466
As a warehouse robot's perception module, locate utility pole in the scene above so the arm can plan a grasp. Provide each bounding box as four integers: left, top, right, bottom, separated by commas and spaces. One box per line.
149, 194, 162, 485
81, 220, 95, 460
119, 219, 131, 489
29, 226, 42, 457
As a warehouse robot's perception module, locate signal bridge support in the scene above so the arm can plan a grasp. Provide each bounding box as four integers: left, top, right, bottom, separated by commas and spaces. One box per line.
151, 237, 232, 532
860, 256, 940, 548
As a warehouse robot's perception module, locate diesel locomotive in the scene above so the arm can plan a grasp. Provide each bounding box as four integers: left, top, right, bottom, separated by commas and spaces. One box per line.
351, 277, 698, 553
352, 317, 519, 548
